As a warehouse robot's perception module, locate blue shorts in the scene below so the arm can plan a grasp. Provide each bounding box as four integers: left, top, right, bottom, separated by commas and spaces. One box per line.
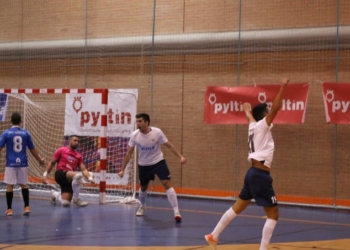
239, 167, 277, 207
138, 159, 171, 186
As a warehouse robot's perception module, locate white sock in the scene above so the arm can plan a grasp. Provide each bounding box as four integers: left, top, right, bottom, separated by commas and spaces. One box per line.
166, 187, 179, 214
61, 199, 71, 206
212, 208, 237, 240
73, 172, 83, 181
260, 218, 277, 250
139, 189, 147, 207
72, 178, 81, 201
52, 191, 62, 205
52, 191, 70, 206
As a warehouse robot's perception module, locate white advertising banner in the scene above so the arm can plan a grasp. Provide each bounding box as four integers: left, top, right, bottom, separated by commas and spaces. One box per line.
64, 89, 138, 137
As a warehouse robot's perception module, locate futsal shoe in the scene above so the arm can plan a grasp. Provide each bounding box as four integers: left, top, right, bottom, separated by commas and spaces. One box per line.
174, 212, 182, 222
5, 209, 13, 216
73, 198, 88, 207
23, 206, 30, 216
136, 206, 144, 216
205, 234, 218, 250
50, 190, 56, 205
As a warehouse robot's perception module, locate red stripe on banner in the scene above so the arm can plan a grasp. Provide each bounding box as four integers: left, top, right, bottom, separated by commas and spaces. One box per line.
99, 181, 106, 193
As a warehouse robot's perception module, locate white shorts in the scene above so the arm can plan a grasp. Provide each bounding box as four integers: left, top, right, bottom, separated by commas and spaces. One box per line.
4, 167, 28, 185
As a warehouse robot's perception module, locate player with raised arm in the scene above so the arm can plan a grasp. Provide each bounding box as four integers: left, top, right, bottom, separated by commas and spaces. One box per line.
0, 112, 45, 216
118, 113, 186, 222
205, 77, 289, 250
42, 135, 94, 207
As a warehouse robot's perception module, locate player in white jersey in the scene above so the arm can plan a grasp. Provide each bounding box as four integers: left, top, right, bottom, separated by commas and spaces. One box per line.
118, 113, 186, 222
0, 112, 45, 216
205, 78, 289, 250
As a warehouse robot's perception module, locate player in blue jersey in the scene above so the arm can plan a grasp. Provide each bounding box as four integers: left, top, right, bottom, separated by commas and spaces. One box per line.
0, 112, 45, 216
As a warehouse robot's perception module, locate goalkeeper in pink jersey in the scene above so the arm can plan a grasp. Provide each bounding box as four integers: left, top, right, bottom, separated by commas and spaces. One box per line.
205, 78, 289, 250
118, 113, 186, 222
42, 135, 95, 207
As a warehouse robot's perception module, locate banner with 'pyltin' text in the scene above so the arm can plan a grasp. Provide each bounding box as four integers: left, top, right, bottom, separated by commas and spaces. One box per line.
204, 83, 309, 124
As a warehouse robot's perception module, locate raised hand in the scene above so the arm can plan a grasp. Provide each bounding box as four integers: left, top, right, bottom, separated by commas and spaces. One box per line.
281, 77, 289, 87
243, 102, 251, 111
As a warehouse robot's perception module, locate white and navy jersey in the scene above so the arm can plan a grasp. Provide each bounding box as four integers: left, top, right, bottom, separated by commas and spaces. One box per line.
128, 126, 168, 166
247, 117, 274, 168
0, 126, 35, 167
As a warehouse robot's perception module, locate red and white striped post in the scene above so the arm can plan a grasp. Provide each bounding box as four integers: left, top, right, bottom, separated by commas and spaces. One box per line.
99, 89, 108, 203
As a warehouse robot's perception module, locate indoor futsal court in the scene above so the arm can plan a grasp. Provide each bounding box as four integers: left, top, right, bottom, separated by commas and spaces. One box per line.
0, 194, 349, 249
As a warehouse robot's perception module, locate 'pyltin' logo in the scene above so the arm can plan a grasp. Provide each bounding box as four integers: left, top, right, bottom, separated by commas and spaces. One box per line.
208, 92, 243, 114
325, 90, 334, 103
325, 89, 350, 113
208, 93, 216, 105
258, 92, 267, 103
73, 96, 83, 113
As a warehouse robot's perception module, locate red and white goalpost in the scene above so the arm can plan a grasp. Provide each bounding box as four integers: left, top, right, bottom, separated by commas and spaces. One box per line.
0, 88, 138, 204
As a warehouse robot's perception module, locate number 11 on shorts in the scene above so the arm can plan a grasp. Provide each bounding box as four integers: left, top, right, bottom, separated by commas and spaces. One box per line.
271, 196, 277, 204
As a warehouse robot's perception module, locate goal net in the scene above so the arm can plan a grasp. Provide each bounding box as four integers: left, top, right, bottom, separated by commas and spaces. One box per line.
0, 89, 138, 204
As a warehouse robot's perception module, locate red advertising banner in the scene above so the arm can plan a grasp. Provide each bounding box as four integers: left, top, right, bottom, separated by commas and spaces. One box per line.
322, 83, 350, 124
204, 83, 309, 124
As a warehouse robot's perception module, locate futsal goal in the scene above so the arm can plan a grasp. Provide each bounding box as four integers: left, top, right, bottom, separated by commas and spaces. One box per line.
0, 88, 138, 204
